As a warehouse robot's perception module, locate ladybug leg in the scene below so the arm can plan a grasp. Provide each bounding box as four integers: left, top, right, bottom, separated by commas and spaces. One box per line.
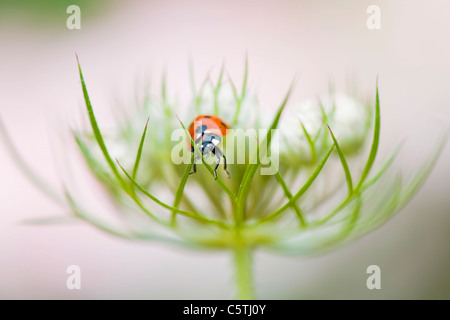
213, 156, 220, 180
222, 154, 230, 178
211, 147, 220, 180
189, 162, 196, 176
212, 146, 230, 179
189, 154, 200, 176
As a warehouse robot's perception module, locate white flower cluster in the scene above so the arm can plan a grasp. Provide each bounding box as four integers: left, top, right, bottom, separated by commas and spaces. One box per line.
280, 93, 371, 166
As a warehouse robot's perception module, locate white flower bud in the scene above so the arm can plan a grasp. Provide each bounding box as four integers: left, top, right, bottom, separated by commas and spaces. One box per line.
280, 93, 371, 165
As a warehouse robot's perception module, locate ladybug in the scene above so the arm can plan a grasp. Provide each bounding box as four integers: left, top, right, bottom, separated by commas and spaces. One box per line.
188, 115, 230, 180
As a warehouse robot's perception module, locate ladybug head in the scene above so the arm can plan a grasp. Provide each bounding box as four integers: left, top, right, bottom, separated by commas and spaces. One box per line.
199, 133, 222, 154
200, 142, 215, 155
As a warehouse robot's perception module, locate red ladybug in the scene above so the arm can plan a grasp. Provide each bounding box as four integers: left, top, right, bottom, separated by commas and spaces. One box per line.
188, 115, 230, 180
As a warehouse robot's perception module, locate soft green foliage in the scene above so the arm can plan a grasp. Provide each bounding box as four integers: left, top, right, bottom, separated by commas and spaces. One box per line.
1, 57, 445, 299
68, 59, 444, 254
0, 0, 110, 27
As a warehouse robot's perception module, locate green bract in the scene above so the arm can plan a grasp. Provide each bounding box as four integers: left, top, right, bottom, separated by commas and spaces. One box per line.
0, 57, 445, 299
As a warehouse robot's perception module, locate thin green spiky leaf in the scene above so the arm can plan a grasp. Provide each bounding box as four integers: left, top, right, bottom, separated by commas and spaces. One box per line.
65, 189, 187, 245
229, 75, 239, 102
263, 81, 294, 149
217, 64, 225, 89
120, 159, 186, 212
20, 215, 79, 225
352, 174, 403, 236
257, 143, 335, 225
314, 192, 355, 226
397, 133, 447, 208
360, 145, 401, 191
241, 54, 248, 101
232, 56, 249, 126
194, 74, 212, 113
65, 189, 136, 240
214, 63, 225, 115
161, 69, 167, 105
235, 81, 294, 225
327, 78, 335, 97
341, 195, 362, 235
356, 84, 380, 190
312, 195, 362, 254
171, 153, 194, 225
177, 116, 237, 202
317, 141, 397, 226
118, 160, 229, 228
79, 140, 164, 223
319, 99, 328, 122
132, 118, 149, 179
328, 124, 353, 193
0, 117, 65, 205
76, 56, 126, 189
196, 175, 227, 218
75, 135, 118, 191
288, 197, 363, 255
188, 56, 196, 98
76, 133, 166, 225
300, 121, 316, 162
230, 75, 242, 127
312, 100, 328, 142
274, 172, 306, 227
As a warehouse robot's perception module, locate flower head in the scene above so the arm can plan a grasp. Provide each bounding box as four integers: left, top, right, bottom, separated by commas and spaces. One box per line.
280, 93, 371, 166
67, 59, 444, 254
1, 57, 444, 299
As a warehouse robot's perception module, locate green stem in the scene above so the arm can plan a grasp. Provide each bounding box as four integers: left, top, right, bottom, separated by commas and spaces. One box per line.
233, 244, 254, 300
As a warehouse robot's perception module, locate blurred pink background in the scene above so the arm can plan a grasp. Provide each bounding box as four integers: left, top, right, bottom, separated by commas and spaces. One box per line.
1, 0, 449, 299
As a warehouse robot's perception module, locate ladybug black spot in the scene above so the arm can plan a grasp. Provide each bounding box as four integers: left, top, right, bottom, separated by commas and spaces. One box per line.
195, 124, 208, 134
